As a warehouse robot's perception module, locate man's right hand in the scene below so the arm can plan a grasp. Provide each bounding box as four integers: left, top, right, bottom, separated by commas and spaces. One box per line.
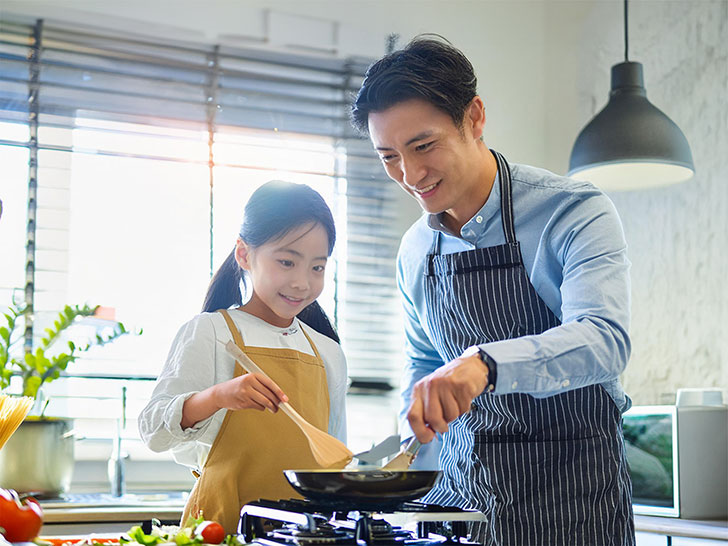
407, 352, 489, 443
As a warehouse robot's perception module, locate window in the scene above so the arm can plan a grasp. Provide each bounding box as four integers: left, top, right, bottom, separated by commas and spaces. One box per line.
0, 17, 403, 478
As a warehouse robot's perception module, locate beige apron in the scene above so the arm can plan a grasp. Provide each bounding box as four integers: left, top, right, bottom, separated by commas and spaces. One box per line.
181, 309, 331, 533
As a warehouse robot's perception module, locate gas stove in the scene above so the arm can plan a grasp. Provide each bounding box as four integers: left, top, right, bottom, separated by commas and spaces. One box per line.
238, 499, 485, 546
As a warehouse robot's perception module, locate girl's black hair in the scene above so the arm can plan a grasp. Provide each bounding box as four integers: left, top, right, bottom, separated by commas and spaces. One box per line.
202, 180, 339, 343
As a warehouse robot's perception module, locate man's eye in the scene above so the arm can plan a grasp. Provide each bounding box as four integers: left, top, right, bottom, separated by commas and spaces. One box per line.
416, 141, 433, 152
380, 154, 397, 163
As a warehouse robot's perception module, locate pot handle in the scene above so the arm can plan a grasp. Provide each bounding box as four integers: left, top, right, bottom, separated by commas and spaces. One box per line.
61, 429, 86, 440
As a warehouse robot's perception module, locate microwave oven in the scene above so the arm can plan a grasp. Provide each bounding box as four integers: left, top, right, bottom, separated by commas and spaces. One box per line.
622, 403, 728, 518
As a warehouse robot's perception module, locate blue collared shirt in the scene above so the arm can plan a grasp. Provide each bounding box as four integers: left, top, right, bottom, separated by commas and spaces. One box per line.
397, 162, 632, 445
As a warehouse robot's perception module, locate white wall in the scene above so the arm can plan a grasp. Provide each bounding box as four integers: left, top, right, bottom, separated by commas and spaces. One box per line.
3, 0, 726, 405
544, 0, 728, 404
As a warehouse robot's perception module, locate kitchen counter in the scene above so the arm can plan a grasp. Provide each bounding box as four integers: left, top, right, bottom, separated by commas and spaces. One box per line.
39, 493, 186, 535
635, 515, 728, 541
40, 495, 728, 542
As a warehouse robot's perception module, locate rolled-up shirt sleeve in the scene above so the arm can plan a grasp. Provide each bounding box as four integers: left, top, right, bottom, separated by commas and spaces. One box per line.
138, 316, 222, 452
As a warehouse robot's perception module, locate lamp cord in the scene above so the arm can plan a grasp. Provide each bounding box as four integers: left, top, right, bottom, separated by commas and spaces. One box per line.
624, 0, 629, 61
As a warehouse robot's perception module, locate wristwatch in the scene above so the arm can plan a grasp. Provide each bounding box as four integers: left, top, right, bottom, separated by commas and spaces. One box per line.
476, 348, 498, 393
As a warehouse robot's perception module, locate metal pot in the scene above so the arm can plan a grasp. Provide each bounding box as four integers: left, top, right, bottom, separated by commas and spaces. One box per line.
0, 417, 75, 495
283, 469, 440, 508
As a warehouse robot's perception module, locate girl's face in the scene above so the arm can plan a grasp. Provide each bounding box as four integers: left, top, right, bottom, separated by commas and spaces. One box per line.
235, 222, 330, 327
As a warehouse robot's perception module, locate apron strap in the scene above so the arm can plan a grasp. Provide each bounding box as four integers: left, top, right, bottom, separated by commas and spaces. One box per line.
426, 232, 440, 275
219, 309, 247, 379
299, 323, 323, 362
491, 149, 517, 245
219, 309, 246, 348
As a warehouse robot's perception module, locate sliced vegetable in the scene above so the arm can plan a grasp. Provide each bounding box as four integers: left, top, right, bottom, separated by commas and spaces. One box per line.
120, 526, 171, 546
116, 516, 229, 546
173, 527, 197, 546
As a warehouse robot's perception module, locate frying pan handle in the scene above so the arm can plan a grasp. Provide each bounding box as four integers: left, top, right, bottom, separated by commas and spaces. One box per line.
223, 340, 303, 423
403, 437, 422, 458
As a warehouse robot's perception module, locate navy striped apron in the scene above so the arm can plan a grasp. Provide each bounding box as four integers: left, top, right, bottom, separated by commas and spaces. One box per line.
420, 150, 634, 546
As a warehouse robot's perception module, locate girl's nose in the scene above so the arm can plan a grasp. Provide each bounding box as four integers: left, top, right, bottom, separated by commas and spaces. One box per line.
290, 272, 310, 290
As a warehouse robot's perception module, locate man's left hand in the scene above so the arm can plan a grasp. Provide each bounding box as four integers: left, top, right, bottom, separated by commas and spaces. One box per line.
406, 352, 489, 443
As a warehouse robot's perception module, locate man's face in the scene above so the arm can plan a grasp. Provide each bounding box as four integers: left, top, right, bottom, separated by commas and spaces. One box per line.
368, 98, 486, 218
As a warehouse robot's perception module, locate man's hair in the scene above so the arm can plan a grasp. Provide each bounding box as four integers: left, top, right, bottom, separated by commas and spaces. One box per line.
350, 36, 478, 136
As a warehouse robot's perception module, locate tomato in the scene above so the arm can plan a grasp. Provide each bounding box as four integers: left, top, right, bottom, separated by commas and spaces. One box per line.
0, 488, 44, 542
194, 521, 225, 544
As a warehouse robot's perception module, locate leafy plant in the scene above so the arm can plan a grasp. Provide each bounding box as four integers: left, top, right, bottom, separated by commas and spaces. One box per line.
0, 303, 137, 399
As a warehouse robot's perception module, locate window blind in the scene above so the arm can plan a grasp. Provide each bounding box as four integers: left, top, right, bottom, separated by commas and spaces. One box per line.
0, 15, 404, 387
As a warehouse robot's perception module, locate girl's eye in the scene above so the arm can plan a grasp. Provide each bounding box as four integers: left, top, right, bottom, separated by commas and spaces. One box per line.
313, 265, 326, 273
278, 259, 294, 267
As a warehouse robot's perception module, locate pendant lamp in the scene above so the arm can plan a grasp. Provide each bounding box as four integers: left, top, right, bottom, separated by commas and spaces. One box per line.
568, 0, 694, 191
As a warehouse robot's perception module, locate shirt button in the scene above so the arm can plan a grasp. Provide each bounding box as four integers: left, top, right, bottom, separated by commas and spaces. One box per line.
476, 215, 483, 223
511, 380, 518, 390
562, 379, 570, 387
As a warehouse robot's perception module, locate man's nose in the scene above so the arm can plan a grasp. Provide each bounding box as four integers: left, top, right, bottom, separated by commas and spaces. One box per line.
401, 155, 426, 188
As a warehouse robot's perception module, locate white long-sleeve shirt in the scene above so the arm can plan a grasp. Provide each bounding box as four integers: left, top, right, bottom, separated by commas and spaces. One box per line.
138, 309, 348, 471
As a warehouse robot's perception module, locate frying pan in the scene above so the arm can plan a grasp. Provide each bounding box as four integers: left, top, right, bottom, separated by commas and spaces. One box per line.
283, 469, 441, 506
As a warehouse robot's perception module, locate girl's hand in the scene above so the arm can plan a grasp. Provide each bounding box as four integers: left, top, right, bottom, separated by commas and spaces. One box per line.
214, 373, 289, 412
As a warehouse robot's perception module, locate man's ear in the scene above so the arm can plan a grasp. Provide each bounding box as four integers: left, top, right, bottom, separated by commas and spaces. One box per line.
235, 238, 252, 270
466, 96, 486, 140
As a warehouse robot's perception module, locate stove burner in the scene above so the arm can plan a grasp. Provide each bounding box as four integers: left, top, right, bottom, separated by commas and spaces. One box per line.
271, 524, 352, 545
239, 499, 484, 546
354, 515, 419, 545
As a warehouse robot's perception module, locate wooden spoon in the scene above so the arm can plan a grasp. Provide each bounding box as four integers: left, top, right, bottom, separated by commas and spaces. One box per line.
224, 340, 353, 468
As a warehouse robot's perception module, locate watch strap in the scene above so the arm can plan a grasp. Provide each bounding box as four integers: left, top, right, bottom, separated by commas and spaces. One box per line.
477, 348, 497, 393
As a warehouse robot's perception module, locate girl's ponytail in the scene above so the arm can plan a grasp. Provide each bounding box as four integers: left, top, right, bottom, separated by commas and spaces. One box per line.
297, 301, 340, 343
202, 249, 243, 313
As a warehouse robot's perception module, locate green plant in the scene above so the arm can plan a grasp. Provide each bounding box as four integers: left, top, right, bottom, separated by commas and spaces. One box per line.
0, 303, 136, 399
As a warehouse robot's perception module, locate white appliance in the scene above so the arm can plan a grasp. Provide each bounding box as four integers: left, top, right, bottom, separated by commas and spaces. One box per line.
623, 388, 728, 519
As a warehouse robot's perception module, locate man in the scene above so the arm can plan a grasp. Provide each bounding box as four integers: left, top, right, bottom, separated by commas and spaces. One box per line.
351, 37, 635, 546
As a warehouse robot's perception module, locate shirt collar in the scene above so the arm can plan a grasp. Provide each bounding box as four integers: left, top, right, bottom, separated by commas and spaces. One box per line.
425, 170, 502, 242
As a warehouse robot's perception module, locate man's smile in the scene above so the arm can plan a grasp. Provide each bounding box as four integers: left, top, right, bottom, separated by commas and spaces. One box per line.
414, 180, 441, 196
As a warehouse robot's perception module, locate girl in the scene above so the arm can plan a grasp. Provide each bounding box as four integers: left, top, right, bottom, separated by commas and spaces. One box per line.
139, 181, 347, 533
